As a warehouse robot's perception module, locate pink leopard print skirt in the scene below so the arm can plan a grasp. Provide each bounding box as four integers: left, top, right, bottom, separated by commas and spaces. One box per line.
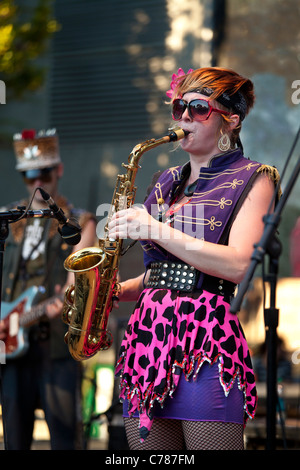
115, 288, 257, 442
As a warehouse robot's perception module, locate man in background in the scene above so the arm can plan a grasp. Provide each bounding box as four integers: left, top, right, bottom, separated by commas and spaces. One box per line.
0, 129, 96, 449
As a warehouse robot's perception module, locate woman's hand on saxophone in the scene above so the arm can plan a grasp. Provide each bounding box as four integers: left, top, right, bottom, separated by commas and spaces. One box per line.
108, 206, 161, 241
114, 274, 146, 304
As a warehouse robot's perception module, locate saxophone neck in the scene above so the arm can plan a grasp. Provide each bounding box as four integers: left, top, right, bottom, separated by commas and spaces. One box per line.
128, 128, 187, 167
104, 128, 188, 238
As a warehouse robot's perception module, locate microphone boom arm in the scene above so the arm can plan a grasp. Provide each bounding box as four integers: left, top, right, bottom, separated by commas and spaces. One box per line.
38, 187, 82, 245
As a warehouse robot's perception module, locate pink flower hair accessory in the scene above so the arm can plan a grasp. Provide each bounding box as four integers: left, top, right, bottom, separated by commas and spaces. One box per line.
166, 68, 193, 99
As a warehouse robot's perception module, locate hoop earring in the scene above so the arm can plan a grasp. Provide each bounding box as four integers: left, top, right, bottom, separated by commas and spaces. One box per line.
218, 133, 231, 152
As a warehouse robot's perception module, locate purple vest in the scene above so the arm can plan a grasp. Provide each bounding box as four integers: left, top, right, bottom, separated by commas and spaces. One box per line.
140, 149, 263, 284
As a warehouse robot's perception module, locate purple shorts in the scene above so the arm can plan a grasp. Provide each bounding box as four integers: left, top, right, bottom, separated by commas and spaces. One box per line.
123, 361, 244, 424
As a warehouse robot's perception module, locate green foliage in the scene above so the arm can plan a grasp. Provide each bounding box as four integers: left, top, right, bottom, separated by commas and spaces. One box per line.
0, 0, 59, 98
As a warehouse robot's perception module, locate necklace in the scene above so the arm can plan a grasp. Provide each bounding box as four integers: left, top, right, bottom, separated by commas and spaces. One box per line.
184, 179, 198, 197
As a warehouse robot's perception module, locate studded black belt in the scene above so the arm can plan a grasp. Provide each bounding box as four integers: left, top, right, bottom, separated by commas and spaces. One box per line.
145, 261, 236, 302
146, 261, 198, 292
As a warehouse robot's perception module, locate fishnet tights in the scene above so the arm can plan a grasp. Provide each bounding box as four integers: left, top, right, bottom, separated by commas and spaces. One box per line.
124, 417, 244, 450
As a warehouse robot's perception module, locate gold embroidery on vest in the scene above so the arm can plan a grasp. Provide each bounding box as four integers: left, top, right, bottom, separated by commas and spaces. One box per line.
193, 179, 244, 198
197, 162, 260, 182
167, 166, 181, 181
173, 214, 222, 231
186, 197, 232, 209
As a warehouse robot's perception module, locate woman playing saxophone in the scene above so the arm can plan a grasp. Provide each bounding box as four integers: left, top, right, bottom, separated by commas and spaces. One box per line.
108, 67, 279, 450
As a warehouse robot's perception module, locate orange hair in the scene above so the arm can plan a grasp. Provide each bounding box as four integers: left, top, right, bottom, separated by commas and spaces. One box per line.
174, 67, 255, 116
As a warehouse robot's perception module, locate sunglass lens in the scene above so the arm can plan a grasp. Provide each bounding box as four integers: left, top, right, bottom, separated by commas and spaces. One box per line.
190, 100, 210, 120
172, 100, 185, 120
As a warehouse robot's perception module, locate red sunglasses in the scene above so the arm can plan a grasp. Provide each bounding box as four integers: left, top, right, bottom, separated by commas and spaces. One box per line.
172, 98, 230, 121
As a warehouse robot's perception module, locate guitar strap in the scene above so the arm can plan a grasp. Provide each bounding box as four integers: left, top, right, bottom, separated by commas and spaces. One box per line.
21, 219, 70, 294
19, 218, 51, 291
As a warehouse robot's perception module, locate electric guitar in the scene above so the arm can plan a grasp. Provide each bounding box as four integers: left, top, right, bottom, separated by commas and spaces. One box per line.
1, 286, 63, 360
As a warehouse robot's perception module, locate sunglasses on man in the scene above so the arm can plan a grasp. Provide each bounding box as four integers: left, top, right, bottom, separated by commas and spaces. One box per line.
172, 98, 230, 122
21, 167, 56, 184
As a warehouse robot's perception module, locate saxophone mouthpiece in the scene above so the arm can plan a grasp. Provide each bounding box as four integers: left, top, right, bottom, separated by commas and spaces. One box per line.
168, 128, 189, 142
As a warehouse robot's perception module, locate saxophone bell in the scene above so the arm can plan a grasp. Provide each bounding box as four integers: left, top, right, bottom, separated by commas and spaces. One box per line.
61, 247, 113, 361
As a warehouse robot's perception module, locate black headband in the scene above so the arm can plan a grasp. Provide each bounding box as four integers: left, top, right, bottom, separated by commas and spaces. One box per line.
198, 87, 248, 121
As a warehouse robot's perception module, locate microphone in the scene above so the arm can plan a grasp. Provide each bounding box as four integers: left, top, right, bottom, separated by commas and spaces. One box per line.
39, 188, 82, 245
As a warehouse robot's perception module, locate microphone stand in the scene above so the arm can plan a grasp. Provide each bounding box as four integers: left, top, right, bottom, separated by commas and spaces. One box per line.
0, 207, 55, 449
230, 148, 300, 450
0, 207, 54, 307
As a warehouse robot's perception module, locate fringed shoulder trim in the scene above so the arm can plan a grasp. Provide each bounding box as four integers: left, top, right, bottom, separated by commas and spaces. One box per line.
257, 164, 282, 199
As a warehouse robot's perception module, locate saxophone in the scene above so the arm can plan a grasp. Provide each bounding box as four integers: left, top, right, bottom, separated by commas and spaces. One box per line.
61, 128, 187, 361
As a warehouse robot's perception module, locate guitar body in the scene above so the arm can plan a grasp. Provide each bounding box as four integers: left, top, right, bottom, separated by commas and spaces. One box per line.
1, 286, 46, 359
